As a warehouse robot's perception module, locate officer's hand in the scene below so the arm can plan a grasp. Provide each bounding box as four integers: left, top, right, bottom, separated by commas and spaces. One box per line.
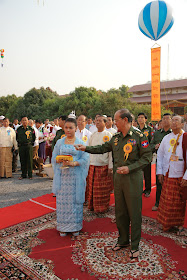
74, 144, 86, 151
158, 174, 164, 184
117, 166, 129, 175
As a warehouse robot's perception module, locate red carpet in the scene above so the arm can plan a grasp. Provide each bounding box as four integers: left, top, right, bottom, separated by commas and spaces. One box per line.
1, 209, 186, 279
0, 194, 55, 230
1, 163, 187, 279
1, 163, 186, 229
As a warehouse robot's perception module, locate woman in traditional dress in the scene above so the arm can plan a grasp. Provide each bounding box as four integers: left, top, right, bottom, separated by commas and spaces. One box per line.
52, 118, 90, 237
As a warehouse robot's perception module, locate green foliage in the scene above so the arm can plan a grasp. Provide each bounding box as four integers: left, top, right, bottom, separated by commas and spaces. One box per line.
129, 103, 152, 120
6, 97, 23, 120
0, 94, 18, 116
0, 84, 176, 123
42, 97, 61, 120
161, 106, 173, 118
2, 87, 59, 120
58, 87, 100, 117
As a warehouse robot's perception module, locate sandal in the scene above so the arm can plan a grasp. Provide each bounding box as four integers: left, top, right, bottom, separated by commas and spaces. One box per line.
112, 242, 130, 251
19, 177, 23, 180
129, 250, 139, 259
177, 227, 185, 236
60, 232, 67, 237
72, 231, 79, 236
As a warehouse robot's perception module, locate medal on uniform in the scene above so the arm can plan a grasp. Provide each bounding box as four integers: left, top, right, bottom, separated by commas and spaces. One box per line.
144, 130, 149, 137
25, 131, 31, 139
127, 139, 136, 146
168, 138, 176, 152
123, 143, 132, 161
82, 135, 88, 142
61, 134, 65, 139
103, 135, 109, 142
114, 137, 118, 146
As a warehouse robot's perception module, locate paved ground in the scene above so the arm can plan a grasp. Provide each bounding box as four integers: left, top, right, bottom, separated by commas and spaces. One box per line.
0, 154, 157, 209
0, 165, 53, 208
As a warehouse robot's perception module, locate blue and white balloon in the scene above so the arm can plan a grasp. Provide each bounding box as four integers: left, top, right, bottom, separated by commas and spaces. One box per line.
138, 0, 174, 41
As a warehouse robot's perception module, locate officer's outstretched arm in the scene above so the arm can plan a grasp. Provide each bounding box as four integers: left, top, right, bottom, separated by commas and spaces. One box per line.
84, 141, 112, 154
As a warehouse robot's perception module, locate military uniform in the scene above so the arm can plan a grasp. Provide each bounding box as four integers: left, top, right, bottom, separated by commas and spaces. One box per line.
150, 128, 172, 153
16, 125, 35, 178
85, 126, 152, 250
150, 128, 172, 207
138, 124, 154, 195
51, 129, 65, 151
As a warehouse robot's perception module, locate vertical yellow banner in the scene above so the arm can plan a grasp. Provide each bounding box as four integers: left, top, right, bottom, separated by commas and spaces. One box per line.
151, 47, 161, 121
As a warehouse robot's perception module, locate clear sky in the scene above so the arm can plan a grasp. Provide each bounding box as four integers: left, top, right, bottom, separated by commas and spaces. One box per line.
0, 0, 186, 97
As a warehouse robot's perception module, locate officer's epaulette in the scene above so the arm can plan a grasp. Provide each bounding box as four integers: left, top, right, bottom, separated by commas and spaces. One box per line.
113, 132, 120, 137
134, 129, 144, 137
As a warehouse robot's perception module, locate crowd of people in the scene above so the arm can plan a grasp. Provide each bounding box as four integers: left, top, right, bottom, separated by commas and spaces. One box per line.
0, 110, 186, 260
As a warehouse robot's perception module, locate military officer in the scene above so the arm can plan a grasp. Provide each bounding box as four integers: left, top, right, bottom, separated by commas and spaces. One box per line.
150, 113, 172, 210
75, 109, 152, 259
16, 116, 36, 179
52, 115, 66, 151
137, 112, 154, 197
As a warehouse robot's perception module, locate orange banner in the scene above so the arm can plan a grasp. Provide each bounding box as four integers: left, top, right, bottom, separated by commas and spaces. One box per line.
151, 47, 161, 121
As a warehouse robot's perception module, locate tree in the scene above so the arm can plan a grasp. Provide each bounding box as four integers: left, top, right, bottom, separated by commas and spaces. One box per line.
0, 94, 18, 117
7, 97, 23, 120
57, 87, 100, 117
8, 87, 59, 120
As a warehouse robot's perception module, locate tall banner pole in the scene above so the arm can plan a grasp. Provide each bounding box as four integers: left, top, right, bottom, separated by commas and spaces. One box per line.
151, 47, 161, 121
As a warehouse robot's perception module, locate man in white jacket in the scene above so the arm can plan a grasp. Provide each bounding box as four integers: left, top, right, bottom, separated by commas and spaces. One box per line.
0, 118, 18, 178
86, 115, 113, 213
156, 115, 186, 234
75, 115, 92, 146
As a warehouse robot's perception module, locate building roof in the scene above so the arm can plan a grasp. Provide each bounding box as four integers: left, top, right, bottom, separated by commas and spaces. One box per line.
130, 92, 187, 104
128, 79, 187, 93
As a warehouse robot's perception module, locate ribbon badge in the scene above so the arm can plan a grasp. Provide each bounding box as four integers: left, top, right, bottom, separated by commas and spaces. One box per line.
25, 130, 31, 139
123, 143, 132, 161
144, 130, 149, 137
103, 135, 110, 142
7, 130, 11, 136
127, 139, 136, 146
114, 137, 118, 146
82, 135, 88, 143
61, 134, 66, 139
168, 138, 176, 152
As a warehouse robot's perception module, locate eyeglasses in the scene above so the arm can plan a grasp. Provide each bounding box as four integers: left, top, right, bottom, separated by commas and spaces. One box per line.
114, 118, 122, 123
171, 119, 180, 123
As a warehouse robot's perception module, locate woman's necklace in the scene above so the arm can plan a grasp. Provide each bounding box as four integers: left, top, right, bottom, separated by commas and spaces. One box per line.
66, 137, 75, 143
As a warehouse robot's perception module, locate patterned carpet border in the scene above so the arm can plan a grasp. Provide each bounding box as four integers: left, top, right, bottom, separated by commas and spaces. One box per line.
0, 208, 187, 279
